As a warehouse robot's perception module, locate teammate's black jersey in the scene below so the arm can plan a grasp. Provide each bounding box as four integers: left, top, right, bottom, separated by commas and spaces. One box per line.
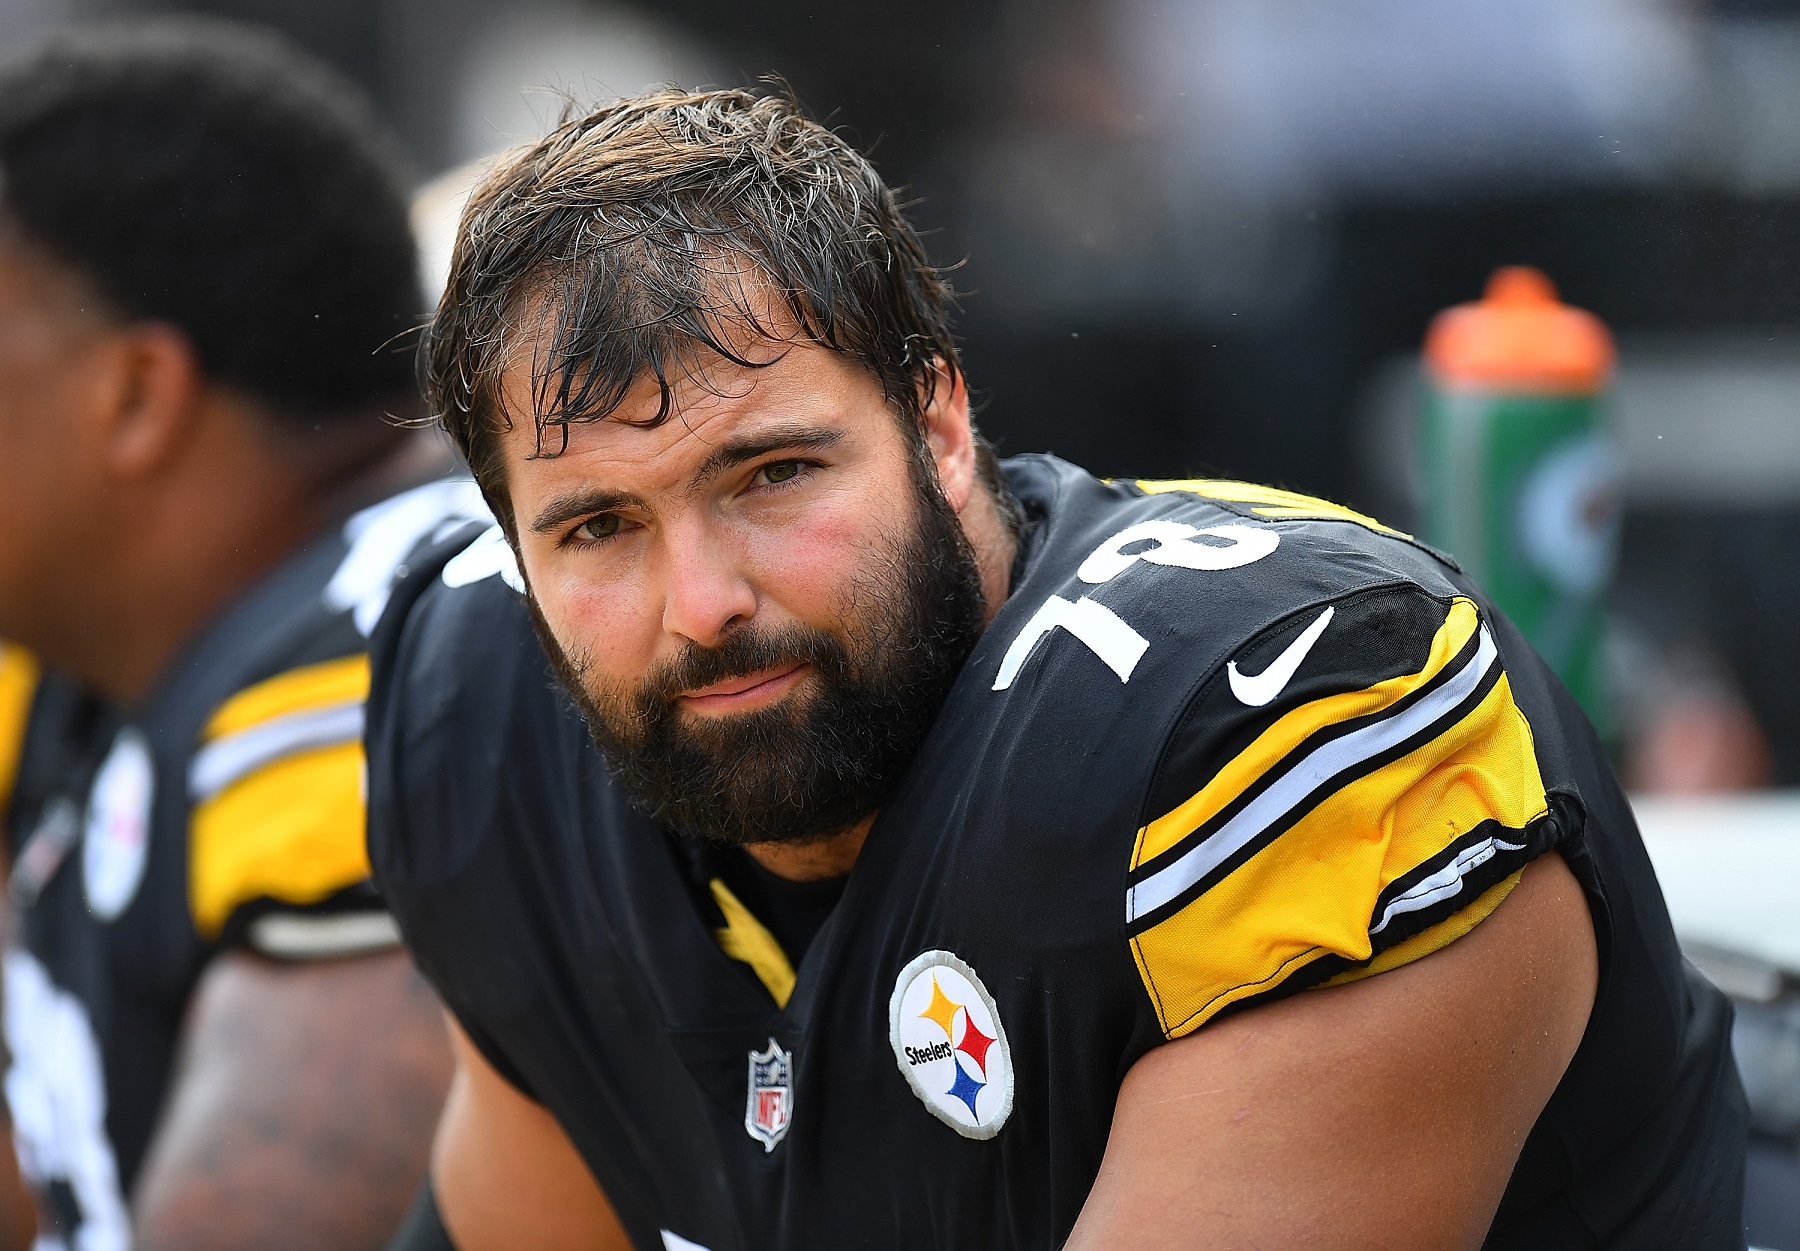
367, 455, 1746, 1250
0, 480, 491, 1250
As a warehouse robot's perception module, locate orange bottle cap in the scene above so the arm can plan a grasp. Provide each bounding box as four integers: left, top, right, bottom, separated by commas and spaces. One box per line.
1425, 266, 1614, 394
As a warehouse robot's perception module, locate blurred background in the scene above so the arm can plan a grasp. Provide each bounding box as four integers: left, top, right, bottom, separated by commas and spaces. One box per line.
15, 0, 1786, 797
5, 0, 1795, 792
6, 0, 1800, 1238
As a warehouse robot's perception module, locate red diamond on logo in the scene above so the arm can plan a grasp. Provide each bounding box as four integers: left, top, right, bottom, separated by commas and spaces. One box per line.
955, 1014, 995, 1075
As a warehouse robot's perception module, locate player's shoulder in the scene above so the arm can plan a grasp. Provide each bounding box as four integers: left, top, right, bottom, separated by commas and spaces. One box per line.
990, 456, 1469, 733
187, 476, 496, 785
363, 508, 544, 755
359, 508, 620, 1036
361, 507, 587, 899
184, 478, 496, 953
986, 458, 1567, 1039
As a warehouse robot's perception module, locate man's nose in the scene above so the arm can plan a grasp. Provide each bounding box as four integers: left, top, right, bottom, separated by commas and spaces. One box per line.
659, 524, 756, 647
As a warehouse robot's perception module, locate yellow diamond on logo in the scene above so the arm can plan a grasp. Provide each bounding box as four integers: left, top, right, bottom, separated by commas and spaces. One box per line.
917, 973, 962, 1041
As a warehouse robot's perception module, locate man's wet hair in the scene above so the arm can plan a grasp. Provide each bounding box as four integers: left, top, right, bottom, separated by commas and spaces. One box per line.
0, 18, 422, 426
422, 86, 1014, 532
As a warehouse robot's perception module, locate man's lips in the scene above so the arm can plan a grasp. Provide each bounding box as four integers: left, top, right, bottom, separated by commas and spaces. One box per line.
677, 662, 810, 714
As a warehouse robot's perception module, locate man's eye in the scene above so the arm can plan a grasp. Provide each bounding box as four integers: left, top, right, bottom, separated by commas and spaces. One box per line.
576, 515, 621, 541
762, 460, 803, 485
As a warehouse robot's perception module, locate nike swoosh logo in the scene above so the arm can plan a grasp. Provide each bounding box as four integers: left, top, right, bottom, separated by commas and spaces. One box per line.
1228, 606, 1335, 707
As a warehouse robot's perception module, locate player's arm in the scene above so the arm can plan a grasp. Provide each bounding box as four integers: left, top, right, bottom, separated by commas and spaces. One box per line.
409, 1019, 629, 1251
0, 887, 38, 1251
1069, 850, 1596, 1250
133, 654, 455, 1249
130, 948, 453, 1251
1073, 590, 1598, 1246
0, 1107, 34, 1251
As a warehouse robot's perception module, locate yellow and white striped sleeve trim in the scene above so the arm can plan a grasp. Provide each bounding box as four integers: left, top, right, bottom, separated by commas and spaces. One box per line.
188, 654, 373, 940
0, 644, 39, 818
1128, 598, 1549, 1039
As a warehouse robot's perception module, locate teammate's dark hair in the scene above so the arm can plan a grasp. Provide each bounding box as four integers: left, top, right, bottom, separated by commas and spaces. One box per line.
422, 86, 1013, 532
0, 18, 422, 425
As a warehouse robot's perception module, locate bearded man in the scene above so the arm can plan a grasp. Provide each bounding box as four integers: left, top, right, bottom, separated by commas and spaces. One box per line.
369, 88, 1746, 1250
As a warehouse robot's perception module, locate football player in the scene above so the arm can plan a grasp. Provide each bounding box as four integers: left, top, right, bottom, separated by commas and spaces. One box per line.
370, 89, 1747, 1249
0, 21, 478, 1250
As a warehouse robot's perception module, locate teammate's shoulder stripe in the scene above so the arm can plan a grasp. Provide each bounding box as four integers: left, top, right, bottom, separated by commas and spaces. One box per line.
1130, 478, 1408, 538
202, 653, 369, 741
189, 737, 369, 938
192, 654, 369, 801
191, 700, 365, 802
189, 653, 373, 939
0, 644, 40, 815
245, 910, 401, 960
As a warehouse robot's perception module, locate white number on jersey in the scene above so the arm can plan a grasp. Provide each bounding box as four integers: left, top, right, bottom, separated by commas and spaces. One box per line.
995, 519, 1281, 691
3, 951, 129, 1251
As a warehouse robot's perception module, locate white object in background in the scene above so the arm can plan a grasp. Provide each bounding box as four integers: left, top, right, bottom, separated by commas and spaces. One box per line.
1633, 790, 1800, 977
411, 156, 498, 310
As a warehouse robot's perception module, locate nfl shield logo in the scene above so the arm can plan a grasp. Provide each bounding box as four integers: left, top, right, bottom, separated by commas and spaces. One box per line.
744, 1038, 793, 1152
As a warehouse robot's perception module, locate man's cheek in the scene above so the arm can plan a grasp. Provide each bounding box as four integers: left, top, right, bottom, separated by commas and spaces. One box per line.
529, 580, 620, 677
756, 510, 891, 621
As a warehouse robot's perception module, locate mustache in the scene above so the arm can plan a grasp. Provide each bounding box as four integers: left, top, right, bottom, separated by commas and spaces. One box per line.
613, 622, 851, 716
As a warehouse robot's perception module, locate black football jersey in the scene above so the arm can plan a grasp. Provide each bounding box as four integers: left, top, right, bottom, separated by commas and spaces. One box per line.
366, 455, 1746, 1250
0, 480, 492, 1249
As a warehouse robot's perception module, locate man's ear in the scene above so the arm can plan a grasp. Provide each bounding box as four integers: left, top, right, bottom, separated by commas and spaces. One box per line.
96, 321, 205, 478
918, 359, 976, 513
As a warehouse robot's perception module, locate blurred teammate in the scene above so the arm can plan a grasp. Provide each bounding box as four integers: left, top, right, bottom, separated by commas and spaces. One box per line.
368, 89, 1745, 1249
0, 21, 471, 1250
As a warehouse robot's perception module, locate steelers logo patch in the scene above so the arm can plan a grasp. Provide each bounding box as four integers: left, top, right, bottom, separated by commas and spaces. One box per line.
889, 949, 1013, 1139
82, 727, 154, 923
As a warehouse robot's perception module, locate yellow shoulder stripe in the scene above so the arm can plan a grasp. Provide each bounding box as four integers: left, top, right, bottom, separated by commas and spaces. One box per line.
203, 654, 369, 741
189, 738, 369, 939
191, 653, 374, 940
0, 644, 40, 817
1134, 598, 1481, 870
1131, 640, 1547, 1038
1133, 478, 1408, 538
709, 878, 796, 1008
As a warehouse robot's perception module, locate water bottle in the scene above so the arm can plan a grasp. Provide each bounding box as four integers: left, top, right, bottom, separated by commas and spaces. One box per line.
1420, 266, 1619, 725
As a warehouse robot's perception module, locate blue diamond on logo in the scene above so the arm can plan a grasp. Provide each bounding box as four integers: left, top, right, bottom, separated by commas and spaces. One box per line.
945, 1057, 986, 1119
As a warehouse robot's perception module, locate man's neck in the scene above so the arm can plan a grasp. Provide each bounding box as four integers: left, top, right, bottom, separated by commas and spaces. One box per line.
80, 428, 431, 706
963, 474, 1020, 629
743, 814, 874, 882
87, 482, 320, 705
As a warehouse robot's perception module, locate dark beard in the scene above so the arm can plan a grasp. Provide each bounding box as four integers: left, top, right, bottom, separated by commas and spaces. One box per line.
528, 454, 990, 848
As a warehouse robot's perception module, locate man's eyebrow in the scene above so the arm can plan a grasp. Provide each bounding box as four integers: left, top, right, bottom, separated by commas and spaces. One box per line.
530, 488, 644, 535
691, 424, 844, 489
527, 425, 843, 534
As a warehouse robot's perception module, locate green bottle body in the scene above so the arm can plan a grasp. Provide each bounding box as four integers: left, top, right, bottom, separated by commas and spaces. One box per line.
1419, 384, 1620, 726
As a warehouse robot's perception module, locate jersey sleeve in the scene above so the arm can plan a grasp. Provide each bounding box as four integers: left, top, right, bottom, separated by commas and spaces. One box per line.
1126, 587, 1560, 1040
187, 651, 393, 957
